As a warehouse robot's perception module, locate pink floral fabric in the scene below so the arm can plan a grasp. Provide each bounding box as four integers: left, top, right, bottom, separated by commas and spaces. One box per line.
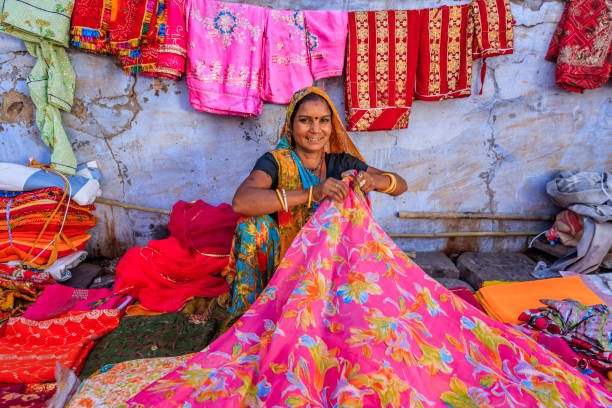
128, 184, 612, 407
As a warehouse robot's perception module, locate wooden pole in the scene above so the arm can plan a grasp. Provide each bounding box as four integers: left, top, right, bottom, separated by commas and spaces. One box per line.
397, 211, 554, 221
389, 231, 541, 238
95, 197, 171, 215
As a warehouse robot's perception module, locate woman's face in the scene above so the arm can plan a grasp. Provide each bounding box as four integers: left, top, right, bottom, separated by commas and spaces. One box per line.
291, 98, 332, 154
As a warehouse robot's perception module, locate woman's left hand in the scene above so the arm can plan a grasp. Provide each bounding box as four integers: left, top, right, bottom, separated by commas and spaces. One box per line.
351, 171, 376, 194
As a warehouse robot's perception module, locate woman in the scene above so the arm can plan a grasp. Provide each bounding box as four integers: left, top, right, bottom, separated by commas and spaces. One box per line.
224, 87, 407, 325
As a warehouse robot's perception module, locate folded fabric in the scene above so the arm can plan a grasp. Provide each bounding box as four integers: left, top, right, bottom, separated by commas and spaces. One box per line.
0, 263, 54, 283
476, 275, 604, 324
546, 0, 611, 93
345, 10, 420, 131
114, 236, 229, 312
43, 250, 87, 281
0, 385, 55, 408
0, 310, 121, 383
168, 200, 240, 254
0, 274, 48, 324
0, 162, 101, 206
415, 4, 474, 101
449, 285, 485, 313
0, 0, 73, 47
79, 312, 227, 379
69, 354, 194, 408
22, 284, 125, 320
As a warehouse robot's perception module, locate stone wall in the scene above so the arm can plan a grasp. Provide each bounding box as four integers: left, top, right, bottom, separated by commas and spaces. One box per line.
0, 0, 610, 257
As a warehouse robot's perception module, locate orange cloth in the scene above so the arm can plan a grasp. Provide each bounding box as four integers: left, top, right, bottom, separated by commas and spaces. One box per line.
475, 275, 603, 324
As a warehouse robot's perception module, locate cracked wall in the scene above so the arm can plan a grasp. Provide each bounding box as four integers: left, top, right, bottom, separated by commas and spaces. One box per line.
0, 0, 610, 256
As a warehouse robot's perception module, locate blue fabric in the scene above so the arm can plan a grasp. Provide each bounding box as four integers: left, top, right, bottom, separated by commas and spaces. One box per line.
276, 137, 323, 210
0, 191, 20, 197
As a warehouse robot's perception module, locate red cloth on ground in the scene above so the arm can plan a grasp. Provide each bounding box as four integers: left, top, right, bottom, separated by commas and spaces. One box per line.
546, 0, 612, 93
113, 236, 230, 312
168, 200, 241, 255
0, 310, 121, 383
449, 286, 486, 313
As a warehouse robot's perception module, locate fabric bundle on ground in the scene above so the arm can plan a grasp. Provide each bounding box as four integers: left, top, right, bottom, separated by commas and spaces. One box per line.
520, 299, 612, 375
0, 274, 48, 324
79, 312, 227, 379
0, 187, 98, 268
22, 284, 126, 320
0, 310, 121, 383
114, 201, 239, 312
475, 275, 604, 324
69, 355, 194, 408
186, 0, 347, 116
0, 0, 77, 174
0, 383, 56, 408
129, 184, 612, 407
546, 0, 611, 93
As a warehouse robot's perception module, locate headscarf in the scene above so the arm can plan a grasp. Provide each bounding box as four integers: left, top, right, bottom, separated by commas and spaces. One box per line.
277, 87, 365, 162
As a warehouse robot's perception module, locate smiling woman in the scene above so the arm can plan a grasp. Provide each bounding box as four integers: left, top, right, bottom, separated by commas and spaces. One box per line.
224, 86, 407, 327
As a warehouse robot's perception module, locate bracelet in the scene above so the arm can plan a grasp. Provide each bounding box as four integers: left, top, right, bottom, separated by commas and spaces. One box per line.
380, 173, 397, 194
275, 189, 286, 212
281, 189, 288, 212
307, 186, 313, 209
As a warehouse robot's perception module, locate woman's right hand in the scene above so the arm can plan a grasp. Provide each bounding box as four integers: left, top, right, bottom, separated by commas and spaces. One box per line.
313, 178, 349, 202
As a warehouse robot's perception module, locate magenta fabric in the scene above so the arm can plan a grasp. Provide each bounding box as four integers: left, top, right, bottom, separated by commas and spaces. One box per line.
262, 9, 311, 104
186, 0, 267, 117
304, 10, 348, 80
128, 184, 612, 407
22, 284, 124, 320
449, 286, 486, 313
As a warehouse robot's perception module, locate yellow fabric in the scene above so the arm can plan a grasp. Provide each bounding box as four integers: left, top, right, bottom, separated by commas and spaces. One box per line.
481, 280, 520, 287
476, 275, 604, 324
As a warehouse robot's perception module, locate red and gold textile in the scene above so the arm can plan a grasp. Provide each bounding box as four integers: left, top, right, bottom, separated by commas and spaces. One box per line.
416, 4, 474, 101
0, 274, 48, 324
143, 0, 186, 79
345, 10, 420, 131
70, 0, 112, 54
120, 0, 167, 73
546, 0, 611, 93
109, 0, 157, 55
471, 0, 514, 59
0, 310, 121, 383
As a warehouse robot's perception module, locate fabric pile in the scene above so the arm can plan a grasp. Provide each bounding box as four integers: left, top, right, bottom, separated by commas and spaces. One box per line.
0, 273, 48, 324
520, 299, 612, 377
546, 0, 611, 93
474, 275, 604, 323
345, 0, 514, 131
113, 200, 240, 313
71, 0, 187, 78
0, 383, 57, 408
0, 0, 77, 174
0, 187, 98, 275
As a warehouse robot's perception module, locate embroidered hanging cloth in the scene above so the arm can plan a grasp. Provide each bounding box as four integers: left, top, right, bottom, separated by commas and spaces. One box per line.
471, 0, 514, 59
415, 4, 474, 101
546, 0, 611, 93
128, 183, 612, 408
0, 310, 121, 383
345, 10, 420, 131
0, 0, 77, 174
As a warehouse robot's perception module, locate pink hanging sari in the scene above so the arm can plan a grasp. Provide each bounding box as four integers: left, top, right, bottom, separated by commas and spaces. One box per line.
128, 181, 612, 407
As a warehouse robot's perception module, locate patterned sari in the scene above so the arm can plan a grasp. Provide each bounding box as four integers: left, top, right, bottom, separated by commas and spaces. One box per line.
222, 87, 363, 326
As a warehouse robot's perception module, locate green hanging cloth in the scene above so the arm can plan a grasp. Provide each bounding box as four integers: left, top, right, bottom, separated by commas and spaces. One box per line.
0, 0, 77, 175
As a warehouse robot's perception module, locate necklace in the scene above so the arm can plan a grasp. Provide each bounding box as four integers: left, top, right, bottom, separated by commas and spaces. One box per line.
308, 151, 325, 174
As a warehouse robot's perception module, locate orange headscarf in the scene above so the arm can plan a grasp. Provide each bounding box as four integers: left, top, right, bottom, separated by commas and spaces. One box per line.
279, 87, 365, 162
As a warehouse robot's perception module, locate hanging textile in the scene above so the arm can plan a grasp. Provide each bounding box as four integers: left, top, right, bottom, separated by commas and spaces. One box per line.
471, 0, 514, 59
0, 310, 121, 383
0, 0, 77, 175
415, 4, 474, 101
303, 10, 348, 81
128, 181, 612, 408
546, 0, 611, 93
344, 10, 420, 131
70, 0, 112, 54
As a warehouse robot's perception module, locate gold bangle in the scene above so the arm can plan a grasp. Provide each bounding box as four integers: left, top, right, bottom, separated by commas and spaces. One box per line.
307, 186, 313, 209
380, 173, 396, 194
281, 189, 288, 212
275, 189, 286, 211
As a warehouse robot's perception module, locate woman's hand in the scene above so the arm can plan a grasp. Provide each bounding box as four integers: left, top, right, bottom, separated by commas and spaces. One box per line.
351, 171, 376, 194
313, 177, 349, 202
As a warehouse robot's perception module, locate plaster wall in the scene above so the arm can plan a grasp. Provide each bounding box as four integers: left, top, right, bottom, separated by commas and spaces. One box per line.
0, 0, 610, 257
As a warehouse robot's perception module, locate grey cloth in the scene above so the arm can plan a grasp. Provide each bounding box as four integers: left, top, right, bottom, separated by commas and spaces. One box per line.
534, 171, 612, 277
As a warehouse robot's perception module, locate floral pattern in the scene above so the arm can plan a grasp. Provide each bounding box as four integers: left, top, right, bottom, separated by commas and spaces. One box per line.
128, 183, 612, 407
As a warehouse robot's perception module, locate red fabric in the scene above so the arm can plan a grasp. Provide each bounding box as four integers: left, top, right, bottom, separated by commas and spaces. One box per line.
546, 0, 611, 93
109, 0, 156, 55
344, 10, 420, 131
168, 200, 240, 255
0, 310, 121, 383
415, 4, 473, 101
471, 0, 514, 59
113, 236, 229, 312
449, 286, 486, 313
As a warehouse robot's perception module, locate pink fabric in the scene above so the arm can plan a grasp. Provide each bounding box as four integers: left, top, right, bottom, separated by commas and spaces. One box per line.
304, 10, 348, 80
128, 184, 612, 407
22, 284, 125, 320
186, 0, 267, 117
262, 10, 311, 104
